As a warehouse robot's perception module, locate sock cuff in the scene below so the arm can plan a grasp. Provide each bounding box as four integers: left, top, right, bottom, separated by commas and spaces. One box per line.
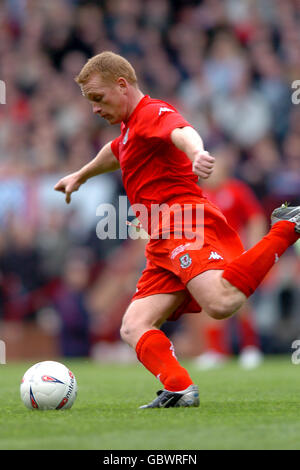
270, 220, 299, 245
222, 266, 255, 298
135, 329, 165, 362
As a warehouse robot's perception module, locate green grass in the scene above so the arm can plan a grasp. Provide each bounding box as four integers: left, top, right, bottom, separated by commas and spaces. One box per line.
1, 357, 300, 450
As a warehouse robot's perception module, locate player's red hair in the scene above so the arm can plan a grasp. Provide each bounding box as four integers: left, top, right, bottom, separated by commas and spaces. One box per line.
75, 51, 138, 86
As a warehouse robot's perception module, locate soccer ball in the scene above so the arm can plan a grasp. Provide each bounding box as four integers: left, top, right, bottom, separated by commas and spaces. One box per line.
20, 361, 77, 410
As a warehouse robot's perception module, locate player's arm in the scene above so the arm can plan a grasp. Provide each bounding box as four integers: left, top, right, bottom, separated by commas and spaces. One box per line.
54, 141, 120, 204
171, 126, 215, 179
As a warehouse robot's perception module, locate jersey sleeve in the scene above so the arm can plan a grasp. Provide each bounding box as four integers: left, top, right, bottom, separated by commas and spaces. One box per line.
137, 103, 192, 143
110, 135, 122, 161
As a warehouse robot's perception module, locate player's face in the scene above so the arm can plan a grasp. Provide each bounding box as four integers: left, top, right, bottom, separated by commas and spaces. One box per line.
81, 74, 128, 124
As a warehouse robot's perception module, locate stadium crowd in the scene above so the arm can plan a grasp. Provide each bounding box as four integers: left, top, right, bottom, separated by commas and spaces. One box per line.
0, 0, 299, 359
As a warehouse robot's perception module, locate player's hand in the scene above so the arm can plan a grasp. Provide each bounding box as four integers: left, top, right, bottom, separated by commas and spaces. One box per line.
54, 171, 85, 204
192, 150, 215, 179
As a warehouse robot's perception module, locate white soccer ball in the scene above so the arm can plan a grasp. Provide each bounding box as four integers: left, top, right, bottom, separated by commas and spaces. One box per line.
20, 361, 77, 410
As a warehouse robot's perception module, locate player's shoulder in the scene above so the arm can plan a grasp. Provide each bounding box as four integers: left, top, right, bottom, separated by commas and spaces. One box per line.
139, 96, 179, 119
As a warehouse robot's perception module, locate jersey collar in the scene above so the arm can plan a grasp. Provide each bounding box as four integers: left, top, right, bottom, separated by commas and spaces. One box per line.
124, 95, 150, 125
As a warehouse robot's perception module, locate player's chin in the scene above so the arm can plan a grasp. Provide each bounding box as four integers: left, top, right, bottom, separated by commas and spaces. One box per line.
104, 115, 121, 125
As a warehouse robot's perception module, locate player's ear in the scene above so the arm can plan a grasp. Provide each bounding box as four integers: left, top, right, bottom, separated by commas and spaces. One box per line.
117, 77, 128, 93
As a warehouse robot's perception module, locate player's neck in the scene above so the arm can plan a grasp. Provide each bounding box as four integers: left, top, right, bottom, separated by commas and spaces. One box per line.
125, 88, 145, 122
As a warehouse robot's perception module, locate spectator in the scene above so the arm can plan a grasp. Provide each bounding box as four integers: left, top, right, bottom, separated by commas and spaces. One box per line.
53, 251, 92, 357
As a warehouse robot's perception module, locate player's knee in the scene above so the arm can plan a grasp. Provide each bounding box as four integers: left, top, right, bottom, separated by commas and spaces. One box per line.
205, 296, 243, 320
207, 307, 235, 321
120, 317, 133, 345
120, 314, 144, 347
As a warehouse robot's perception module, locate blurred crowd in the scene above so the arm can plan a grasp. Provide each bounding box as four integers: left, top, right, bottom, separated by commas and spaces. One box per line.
0, 0, 300, 359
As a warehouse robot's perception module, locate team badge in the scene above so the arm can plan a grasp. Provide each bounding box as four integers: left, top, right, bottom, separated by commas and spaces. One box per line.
179, 253, 192, 269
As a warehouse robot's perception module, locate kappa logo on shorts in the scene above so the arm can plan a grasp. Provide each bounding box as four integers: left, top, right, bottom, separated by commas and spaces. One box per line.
179, 253, 192, 269
208, 251, 224, 260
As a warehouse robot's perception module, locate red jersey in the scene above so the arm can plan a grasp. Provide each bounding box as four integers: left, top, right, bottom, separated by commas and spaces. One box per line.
203, 179, 264, 233
111, 95, 203, 233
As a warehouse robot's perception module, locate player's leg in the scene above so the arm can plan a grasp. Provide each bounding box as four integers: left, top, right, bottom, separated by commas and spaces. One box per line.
120, 292, 200, 408
188, 216, 300, 320
193, 313, 231, 369
187, 269, 246, 319
120, 291, 186, 348
237, 305, 263, 369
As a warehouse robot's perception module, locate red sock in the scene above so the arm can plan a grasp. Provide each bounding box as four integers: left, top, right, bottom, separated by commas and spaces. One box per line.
223, 221, 299, 297
135, 329, 193, 392
205, 323, 229, 355
239, 312, 260, 349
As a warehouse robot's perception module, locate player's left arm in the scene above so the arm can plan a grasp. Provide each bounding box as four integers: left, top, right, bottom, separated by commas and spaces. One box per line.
171, 126, 215, 179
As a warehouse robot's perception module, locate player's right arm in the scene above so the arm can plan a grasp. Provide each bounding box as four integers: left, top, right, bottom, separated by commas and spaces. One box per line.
171, 127, 215, 179
54, 141, 120, 204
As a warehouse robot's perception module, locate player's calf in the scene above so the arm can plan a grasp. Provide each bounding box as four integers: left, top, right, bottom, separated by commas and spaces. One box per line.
206, 277, 246, 320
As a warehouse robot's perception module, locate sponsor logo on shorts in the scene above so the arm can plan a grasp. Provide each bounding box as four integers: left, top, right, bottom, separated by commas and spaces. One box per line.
208, 251, 224, 260
179, 253, 192, 269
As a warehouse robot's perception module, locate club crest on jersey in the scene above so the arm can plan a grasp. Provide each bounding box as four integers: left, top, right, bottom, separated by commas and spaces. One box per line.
179, 253, 192, 269
123, 128, 129, 144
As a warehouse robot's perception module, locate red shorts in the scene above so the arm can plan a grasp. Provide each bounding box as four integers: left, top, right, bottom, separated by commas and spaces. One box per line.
132, 197, 244, 320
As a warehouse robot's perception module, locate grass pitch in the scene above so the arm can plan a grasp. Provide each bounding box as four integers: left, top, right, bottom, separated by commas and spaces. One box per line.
0, 356, 300, 450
